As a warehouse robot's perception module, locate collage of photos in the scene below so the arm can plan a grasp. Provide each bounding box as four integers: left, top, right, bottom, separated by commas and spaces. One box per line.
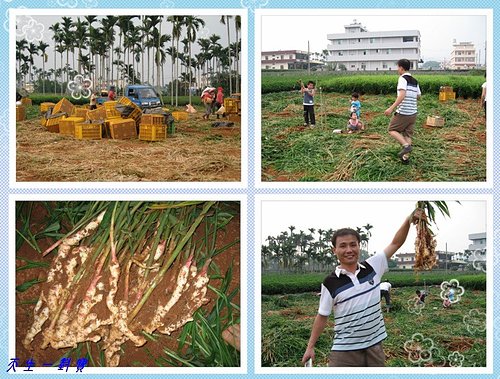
8, 3, 495, 378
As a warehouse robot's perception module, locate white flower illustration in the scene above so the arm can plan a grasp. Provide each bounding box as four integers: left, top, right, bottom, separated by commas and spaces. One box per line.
463, 309, 486, 335
440, 279, 465, 304
240, 0, 268, 13
67, 74, 92, 100
403, 333, 435, 364
447, 351, 465, 367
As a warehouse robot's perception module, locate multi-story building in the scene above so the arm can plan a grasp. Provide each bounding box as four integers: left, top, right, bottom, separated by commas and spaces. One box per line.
466, 232, 486, 270
326, 20, 421, 71
261, 50, 324, 70
450, 41, 476, 70
395, 250, 458, 270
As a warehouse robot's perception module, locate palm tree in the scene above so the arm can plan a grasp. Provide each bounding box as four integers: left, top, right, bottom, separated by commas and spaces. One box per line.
48, 22, 61, 93
363, 223, 373, 255
26, 42, 39, 84
61, 16, 74, 86
100, 16, 117, 87
209, 34, 221, 78
38, 41, 49, 94
16, 39, 28, 85
167, 16, 184, 106
184, 16, 205, 105
73, 17, 88, 74
234, 15, 241, 93
220, 16, 232, 94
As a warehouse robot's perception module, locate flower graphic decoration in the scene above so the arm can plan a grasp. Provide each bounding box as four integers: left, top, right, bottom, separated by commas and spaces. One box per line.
24, 18, 45, 43
67, 75, 92, 100
463, 309, 486, 335
447, 351, 465, 367
407, 298, 425, 315
240, 0, 268, 13
471, 249, 486, 273
403, 333, 435, 364
440, 279, 465, 304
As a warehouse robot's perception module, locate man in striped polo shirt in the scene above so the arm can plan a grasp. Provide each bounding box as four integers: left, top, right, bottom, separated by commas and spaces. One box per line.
384, 59, 421, 165
301, 209, 423, 367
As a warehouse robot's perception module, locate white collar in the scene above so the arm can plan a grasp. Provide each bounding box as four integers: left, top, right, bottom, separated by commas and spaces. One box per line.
335, 262, 366, 277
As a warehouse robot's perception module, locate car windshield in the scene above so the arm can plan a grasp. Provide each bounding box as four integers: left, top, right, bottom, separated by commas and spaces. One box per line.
138, 88, 157, 99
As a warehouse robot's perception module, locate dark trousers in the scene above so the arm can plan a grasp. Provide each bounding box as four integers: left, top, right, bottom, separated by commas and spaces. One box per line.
381, 290, 391, 305
303, 105, 315, 125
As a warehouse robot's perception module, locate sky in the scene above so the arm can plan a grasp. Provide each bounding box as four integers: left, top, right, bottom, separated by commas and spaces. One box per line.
260, 200, 487, 256
15, 14, 240, 83
261, 14, 487, 63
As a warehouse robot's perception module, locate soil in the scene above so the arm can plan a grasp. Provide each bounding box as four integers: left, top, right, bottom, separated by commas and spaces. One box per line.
16, 111, 241, 182
15, 202, 240, 367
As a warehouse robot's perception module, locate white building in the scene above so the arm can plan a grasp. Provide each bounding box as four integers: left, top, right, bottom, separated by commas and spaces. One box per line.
326, 20, 421, 71
261, 50, 324, 70
450, 41, 476, 70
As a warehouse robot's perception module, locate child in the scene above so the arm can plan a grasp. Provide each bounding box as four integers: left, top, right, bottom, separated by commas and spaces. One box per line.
346, 112, 364, 133
350, 92, 361, 118
89, 91, 97, 110
300, 80, 316, 127
415, 290, 426, 305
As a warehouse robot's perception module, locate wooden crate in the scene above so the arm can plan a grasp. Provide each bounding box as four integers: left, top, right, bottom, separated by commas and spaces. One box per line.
75, 122, 102, 140
16, 105, 26, 121
139, 124, 166, 141
21, 97, 32, 106
141, 114, 165, 125
40, 102, 56, 114
426, 116, 445, 127
59, 116, 85, 136
171, 111, 188, 121
73, 107, 89, 119
52, 98, 75, 115
108, 118, 137, 139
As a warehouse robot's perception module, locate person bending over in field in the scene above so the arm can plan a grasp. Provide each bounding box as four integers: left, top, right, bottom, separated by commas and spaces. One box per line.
384, 59, 421, 165
301, 208, 424, 367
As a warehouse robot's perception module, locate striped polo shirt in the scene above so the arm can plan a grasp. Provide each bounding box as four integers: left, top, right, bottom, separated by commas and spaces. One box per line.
396, 73, 421, 115
318, 251, 389, 351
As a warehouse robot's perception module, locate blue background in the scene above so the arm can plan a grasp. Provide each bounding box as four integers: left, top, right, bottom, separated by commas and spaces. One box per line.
2, 0, 497, 377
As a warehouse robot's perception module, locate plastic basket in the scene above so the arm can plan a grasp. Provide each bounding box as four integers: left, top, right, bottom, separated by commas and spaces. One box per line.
88, 107, 107, 121
171, 111, 188, 121
16, 105, 26, 121
73, 107, 89, 119
40, 102, 55, 114
59, 116, 85, 136
139, 124, 166, 141
223, 98, 239, 114
45, 115, 66, 133
52, 98, 75, 115
21, 97, 32, 106
103, 101, 118, 110
106, 109, 121, 119
107, 118, 137, 139
141, 114, 165, 125
75, 122, 102, 140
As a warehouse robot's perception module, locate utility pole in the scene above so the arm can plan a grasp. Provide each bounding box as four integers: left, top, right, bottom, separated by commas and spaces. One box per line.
445, 242, 448, 274
307, 40, 310, 74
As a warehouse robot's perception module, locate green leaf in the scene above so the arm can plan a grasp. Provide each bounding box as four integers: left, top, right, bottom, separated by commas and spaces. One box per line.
16, 278, 45, 292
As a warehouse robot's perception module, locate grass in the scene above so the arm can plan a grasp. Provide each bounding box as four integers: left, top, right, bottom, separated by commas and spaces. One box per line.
261, 92, 486, 182
261, 287, 486, 367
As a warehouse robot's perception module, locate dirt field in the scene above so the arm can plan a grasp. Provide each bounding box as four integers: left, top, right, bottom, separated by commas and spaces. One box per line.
16, 201, 240, 367
16, 112, 241, 182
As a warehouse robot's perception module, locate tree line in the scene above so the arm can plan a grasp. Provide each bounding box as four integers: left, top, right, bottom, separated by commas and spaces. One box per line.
262, 224, 373, 273
15, 15, 241, 106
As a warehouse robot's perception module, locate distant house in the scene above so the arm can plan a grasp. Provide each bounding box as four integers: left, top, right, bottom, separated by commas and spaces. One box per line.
395, 250, 459, 270
261, 50, 324, 70
326, 20, 421, 71
450, 41, 476, 70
